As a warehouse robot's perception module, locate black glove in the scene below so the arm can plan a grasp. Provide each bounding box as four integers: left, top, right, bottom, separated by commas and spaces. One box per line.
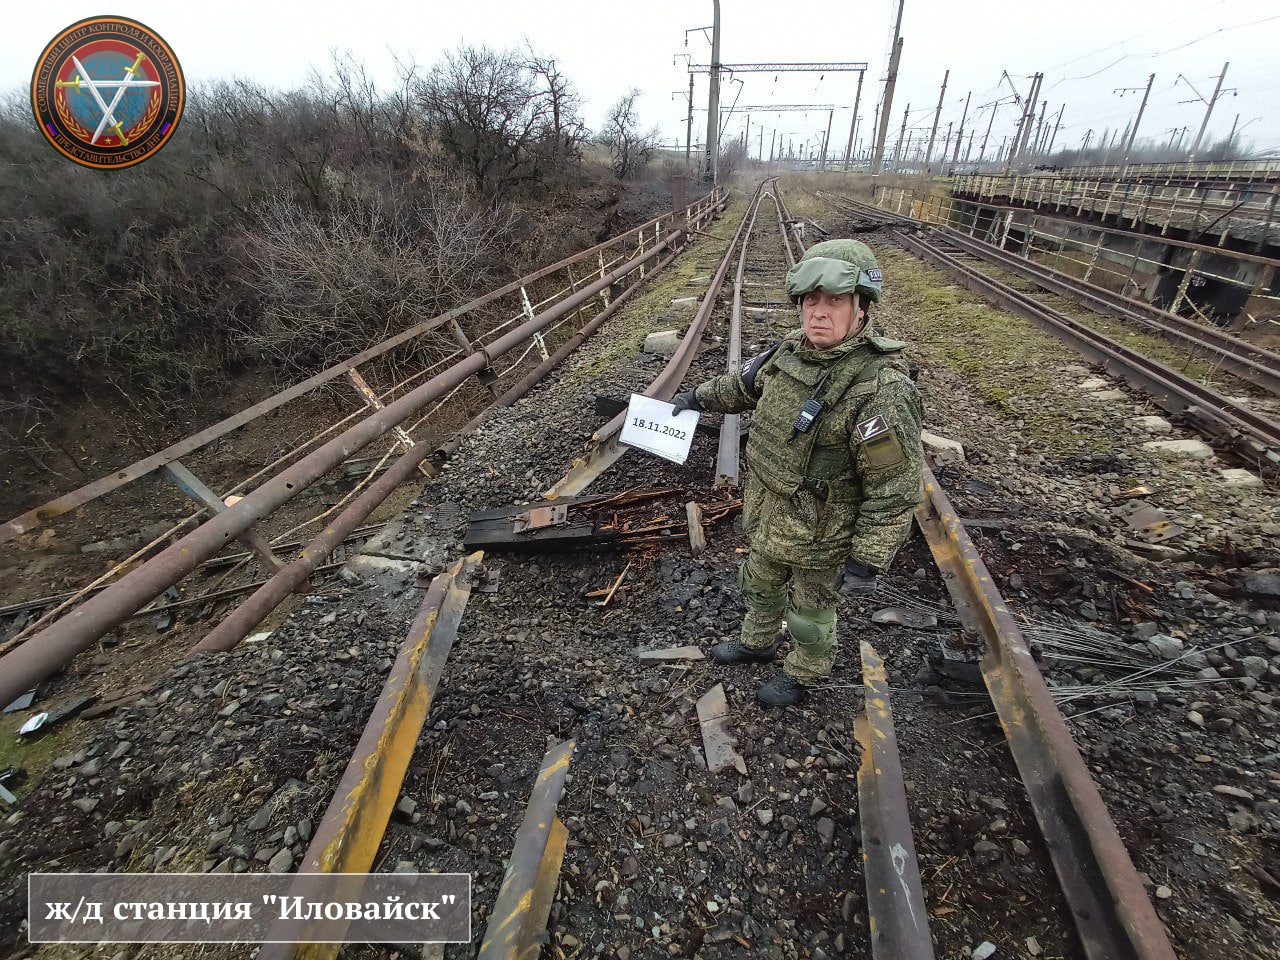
838, 559, 879, 596
670, 389, 701, 415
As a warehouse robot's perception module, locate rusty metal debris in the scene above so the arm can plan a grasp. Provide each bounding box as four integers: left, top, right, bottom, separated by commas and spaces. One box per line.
463, 487, 740, 553
696, 683, 747, 776
914, 468, 1177, 960
476, 739, 576, 960
257, 552, 480, 960
871, 607, 940, 629
511, 504, 568, 534
1112, 499, 1185, 543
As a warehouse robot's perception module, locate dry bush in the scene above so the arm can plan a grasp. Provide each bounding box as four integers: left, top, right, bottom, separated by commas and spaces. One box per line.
237, 180, 516, 379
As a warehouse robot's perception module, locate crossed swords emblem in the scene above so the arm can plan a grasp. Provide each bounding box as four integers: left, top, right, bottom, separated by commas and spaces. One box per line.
55, 50, 159, 145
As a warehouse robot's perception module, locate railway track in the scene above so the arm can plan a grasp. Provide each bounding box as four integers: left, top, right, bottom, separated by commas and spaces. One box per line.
803, 189, 1179, 959
818, 192, 1280, 470
1, 178, 1242, 957
823, 193, 1280, 396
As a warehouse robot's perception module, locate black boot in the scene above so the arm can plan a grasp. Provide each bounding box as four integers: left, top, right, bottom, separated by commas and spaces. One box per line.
756, 673, 809, 707
709, 639, 778, 664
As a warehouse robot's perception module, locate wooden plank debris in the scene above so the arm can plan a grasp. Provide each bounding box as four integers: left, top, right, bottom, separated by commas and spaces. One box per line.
636, 645, 706, 662
601, 562, 632, 607
686, 502, 706, 556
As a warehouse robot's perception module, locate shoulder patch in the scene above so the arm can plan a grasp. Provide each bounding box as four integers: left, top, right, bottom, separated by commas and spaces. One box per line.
855, 415, 890, 441
859, 425, 907, 472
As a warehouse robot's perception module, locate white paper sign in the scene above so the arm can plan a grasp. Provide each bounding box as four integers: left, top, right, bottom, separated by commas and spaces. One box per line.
619, 394, 700, 465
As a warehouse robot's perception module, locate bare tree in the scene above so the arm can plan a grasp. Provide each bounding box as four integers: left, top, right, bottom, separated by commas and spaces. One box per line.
524, 45, 587, 165
599, 89, 659, 180
717, 139, 750, 181
415, 45, 556, 203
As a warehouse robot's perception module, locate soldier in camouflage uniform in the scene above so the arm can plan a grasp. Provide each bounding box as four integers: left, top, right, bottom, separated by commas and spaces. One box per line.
671, 239, 924, 707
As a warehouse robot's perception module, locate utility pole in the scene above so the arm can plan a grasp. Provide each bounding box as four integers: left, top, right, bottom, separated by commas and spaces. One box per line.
1190, 61, 1230, 156
1119, 73, 1154, 156
843, 68, 865, 170
1082, 128, 1094, 152
979, 101, 1001, 165
892, 102, 910, 167
769, 129, 776, 162
1010, 72, 1043, 168
923, 69, 949, 172
820, 108, 834, 169
686, 73, 695, 165
704, 0, 721, 184
758, 126, 763, 162
872, 0, 905, 174
1046, 105, 1064, 155
1031, 99, 1047, 156
951, 90, 971, 165
964, 130, 975, 163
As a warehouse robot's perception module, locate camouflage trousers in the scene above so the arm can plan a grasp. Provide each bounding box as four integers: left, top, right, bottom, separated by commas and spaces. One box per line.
738, 552, 841, 684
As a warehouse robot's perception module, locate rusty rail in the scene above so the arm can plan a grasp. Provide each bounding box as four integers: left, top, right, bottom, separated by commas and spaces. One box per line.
546, 184, 757, 497
855, 641, 936, 960
715, 182, 776, 488
914, 468, 1176, 960
476, 740, 576, 959
934, 225, 1280, 396
895, 229, 1280, 467
257, 552, 479, 960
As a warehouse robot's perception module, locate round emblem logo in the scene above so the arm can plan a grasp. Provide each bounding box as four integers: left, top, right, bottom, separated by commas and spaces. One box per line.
31, 16, 184, 170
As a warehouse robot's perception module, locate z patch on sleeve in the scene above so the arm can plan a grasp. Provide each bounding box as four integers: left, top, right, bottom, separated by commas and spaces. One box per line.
857, 415, 905, 471
855, 415, 889, 441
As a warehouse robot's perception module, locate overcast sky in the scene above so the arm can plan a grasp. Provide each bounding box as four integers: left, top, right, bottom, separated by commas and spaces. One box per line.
5, 0, 1279, 162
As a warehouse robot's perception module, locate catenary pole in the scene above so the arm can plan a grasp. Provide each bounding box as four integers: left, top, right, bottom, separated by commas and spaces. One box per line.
1124, 73, 1154, 156
1190, 61, 1229, 157
923, 68, 949, 172
951, 90, 971, 165
872, 0, 905, 174
843, 68, 865, 170
704, 0, 721, 184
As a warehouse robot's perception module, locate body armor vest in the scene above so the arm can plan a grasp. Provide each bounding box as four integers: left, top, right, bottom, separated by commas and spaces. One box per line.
745, 336, 904, 504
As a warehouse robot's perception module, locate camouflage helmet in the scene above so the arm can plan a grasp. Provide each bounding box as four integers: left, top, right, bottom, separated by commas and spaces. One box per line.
784, 238, 883, 304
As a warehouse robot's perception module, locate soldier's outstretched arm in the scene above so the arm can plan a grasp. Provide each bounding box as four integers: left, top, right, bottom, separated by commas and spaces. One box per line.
673, 340, 781, 414
846, 372, 925, 572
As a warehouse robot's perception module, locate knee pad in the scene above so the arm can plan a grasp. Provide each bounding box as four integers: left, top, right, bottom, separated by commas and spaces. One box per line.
785, 604, 836, 648
739, 561, 787, 614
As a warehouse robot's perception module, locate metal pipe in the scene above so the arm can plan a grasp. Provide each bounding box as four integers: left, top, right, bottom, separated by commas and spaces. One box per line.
434, 242, 691, 462
0, 233, 687, 710
192, 220, 718, 655
0, 194, 715, 547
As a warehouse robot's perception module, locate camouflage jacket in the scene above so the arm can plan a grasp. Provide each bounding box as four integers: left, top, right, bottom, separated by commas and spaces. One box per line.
694, 329, 924, 570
